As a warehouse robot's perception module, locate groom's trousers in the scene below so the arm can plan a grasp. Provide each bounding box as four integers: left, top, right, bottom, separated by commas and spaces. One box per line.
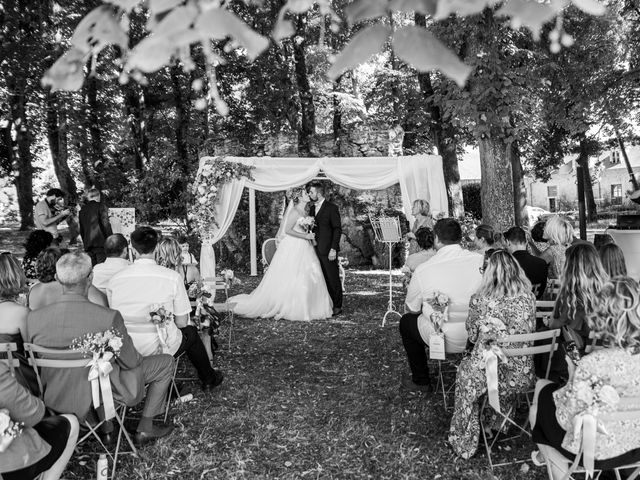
318, 255, 343, 309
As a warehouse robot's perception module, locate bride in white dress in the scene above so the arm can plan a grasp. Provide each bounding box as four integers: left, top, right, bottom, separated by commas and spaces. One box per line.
229, 187, 333, 321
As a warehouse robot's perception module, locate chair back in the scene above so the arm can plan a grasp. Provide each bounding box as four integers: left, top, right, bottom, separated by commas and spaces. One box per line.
584, 330, 605, 354
0, 342, 20, 376
262, 238, 278, 266
535, 300, 555, 329
545, 279, 561, 300
23, 343, 90, 397
499, 329, 561, 380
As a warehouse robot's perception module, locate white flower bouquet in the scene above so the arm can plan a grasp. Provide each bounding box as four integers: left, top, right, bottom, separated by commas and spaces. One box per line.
221, 269, 240, 286
0, 409, 24, 453
149, 304, 177, 353
71, 328, 123, 420
425, 291, 449, 332
297, 216, 315, 232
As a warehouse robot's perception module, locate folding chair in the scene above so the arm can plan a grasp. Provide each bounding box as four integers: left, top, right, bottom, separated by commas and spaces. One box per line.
544, 279, 561, 301
536, 397, 640, 480
433, 352, 463, 411
480, 328, 561, 469
164, 351, 186, 423
584, 330, 604, 354
203, 276, 236, 349
24, 343, 138, 480
0, 342, 20, 376
536, 300, 556, 330
262, 238, 278, 267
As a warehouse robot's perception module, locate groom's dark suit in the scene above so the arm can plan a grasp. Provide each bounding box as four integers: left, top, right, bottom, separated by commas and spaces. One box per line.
310, 199, 343, 310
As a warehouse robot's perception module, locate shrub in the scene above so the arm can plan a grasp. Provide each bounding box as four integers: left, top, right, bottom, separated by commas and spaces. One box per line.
462, 183, 482, 219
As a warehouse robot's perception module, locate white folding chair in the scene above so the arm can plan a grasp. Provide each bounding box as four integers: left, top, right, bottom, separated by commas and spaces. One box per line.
537, 397, 640, 480
584, 330, 605, 354
262, 238, 278, 267
24, 343, 138, 480
0, 342, 20, 376
433, 352, 463, 411
536, 300, 556, 329
544, 279, 561, 301
480, 329, 561, 469
203, 276, 236, 349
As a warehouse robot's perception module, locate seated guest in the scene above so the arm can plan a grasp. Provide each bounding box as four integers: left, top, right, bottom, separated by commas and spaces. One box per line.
598, 243, 627, 278
473, 224, 496, 256
27, 247, 107, 310
528, 220, 548, 256
504, 226, 548, 299
155, 237, 201, 298
27, 252, 175, 444
407, 199, 434, 255
108, 227, 223, 392
549, 243, 607, 350
0, 253, 38, 393
531, 276, 640, 476
0, 363, 79, 480
92, 234, 131, 294
448, 249, 536, 459
21, 230, 54, 281
400, 218, 483, 392
540, 216, 574, 279
401, 227, 436, 286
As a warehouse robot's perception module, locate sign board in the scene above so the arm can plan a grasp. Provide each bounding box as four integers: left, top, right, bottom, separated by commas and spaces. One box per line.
108, 208, 136, 240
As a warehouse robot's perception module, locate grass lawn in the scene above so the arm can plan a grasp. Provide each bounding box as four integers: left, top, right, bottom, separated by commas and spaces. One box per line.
0, 227, 547, 479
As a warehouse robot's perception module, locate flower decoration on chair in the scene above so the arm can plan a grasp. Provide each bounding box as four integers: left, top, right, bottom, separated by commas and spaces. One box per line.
0, 409, 24, 453
71, 328, 123, 420
149, 305, 176, 354
191, 157, 254, 238
424, 291, 449, 333
221, 269, 240, 287
478, 317, 508, 413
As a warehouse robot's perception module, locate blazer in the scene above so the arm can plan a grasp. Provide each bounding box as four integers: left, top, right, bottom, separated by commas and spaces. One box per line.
26, 293, 145, 421
79, 200, 113, 250
512, 250, 548, 299
0, 363, 50, 474
310, 200, 341, 256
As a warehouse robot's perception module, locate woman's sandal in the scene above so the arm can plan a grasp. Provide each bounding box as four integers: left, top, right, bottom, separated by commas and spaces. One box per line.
531, 450, 546, 467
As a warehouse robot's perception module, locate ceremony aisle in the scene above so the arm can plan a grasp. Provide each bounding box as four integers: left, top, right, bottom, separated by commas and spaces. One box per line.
54, 270, 545, 479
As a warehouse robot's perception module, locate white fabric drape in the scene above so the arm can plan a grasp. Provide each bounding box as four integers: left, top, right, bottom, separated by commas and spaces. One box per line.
198, 155, 448, 277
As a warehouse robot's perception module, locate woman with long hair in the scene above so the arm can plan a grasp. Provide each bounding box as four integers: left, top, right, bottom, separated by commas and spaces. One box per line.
155, 237, 200, 298
531, 277, 640, 478
407, 199, 434, 255
549, 243, 608, 349
21, 230, 53, 280
448, 249, 536, 459
598, 243, 627, 278
540, 216, 574, 279
27, 248, 107, 310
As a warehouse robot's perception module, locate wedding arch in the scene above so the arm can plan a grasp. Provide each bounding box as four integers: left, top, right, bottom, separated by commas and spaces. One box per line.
195, 155, 449, 278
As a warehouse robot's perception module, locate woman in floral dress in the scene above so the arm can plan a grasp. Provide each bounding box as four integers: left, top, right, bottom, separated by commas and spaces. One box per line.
448, 249, 536, 459
531, 276, 640, 477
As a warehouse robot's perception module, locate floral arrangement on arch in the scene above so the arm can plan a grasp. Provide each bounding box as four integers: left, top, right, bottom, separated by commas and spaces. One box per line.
191, 157, 254, 238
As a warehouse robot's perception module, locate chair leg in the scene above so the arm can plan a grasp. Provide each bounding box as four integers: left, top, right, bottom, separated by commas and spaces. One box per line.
164, 356, 181, 423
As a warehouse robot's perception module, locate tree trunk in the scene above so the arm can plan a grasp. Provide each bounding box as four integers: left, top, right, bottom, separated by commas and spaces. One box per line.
86, 75, 104, 180
576, 136, 597, 222
614, 126, 639, 191
171, 66, 190, 174
7, 76, 34, 229
511, 141, 528, 227
122, 80, 147, 171
46, 91, 77, 202
415, 13, 464, 217
292, 15, 316, 156
479, 136, 515, 230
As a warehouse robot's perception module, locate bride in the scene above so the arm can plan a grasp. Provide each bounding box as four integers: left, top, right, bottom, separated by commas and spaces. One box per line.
229, 187, 333, 321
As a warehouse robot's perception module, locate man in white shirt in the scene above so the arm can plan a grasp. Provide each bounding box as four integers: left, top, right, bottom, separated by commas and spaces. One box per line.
92, 234, 131, 294
34, 188, 70, 242
400, 218, 483, 392
108, 226, 223, 392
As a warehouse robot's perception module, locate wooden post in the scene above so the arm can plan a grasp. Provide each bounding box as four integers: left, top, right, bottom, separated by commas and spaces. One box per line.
249, 187, 257, 276
576, 163, 587, 240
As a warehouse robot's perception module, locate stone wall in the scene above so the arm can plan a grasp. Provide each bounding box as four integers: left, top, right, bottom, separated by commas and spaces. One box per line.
206, 126, 408, 269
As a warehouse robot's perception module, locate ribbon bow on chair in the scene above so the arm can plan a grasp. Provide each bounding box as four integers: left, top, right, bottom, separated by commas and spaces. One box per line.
87, 351, 116, 420
568, 412, 609, 479
481, 344, 508, 413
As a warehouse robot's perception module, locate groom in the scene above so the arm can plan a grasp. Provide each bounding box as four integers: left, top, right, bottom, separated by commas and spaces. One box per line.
307, 181, 343, 316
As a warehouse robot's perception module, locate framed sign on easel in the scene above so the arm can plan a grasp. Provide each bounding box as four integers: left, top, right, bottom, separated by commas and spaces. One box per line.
108, 208, 135, 261
369, 214, 402, 327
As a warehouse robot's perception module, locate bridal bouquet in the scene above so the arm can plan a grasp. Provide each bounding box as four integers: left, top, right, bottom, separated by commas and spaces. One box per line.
71, 328, 123, 420
0, 409, 24, 453
297, 216, 315, 232
424, 291, 449, 332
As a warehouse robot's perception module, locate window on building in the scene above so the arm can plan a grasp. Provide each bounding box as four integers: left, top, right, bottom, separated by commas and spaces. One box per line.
549, 198, 557, 212
611, 150, 621, 164
547, 186, 558, 212
611, 184, 623, 205
547, 186, 558, 197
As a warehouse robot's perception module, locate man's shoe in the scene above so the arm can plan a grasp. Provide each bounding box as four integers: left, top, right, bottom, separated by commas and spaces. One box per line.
400, 374, 433, 393
202, 370, 224, 392
332, 308, 342, 317
134, 423, 174, 446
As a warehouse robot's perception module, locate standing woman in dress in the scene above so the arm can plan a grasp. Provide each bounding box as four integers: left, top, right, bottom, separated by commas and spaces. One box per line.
407, 199, 434, 255
540, 216, 574, 279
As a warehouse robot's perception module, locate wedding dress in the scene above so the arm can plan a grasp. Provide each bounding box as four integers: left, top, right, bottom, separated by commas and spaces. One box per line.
229, 203, 333, 321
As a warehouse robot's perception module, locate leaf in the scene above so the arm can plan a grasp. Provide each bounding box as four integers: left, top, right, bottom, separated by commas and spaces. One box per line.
391, 26, 472, 87
71, 5, 129, 54
126, 36, 174, 72
148, 4, 198, 35
285, 0, 316, 13
344, 0, 388, 25
497, 0, 567, 40
103, 0, 140, 11
327, 24, 391, 81
196, 9, 270, 61
390, 0, 437, 15
272, 18, 295, 43
149, 0, 184, 15
434, 0, 500, 20
41, 47, 89, 92
571, 0, 606, 15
